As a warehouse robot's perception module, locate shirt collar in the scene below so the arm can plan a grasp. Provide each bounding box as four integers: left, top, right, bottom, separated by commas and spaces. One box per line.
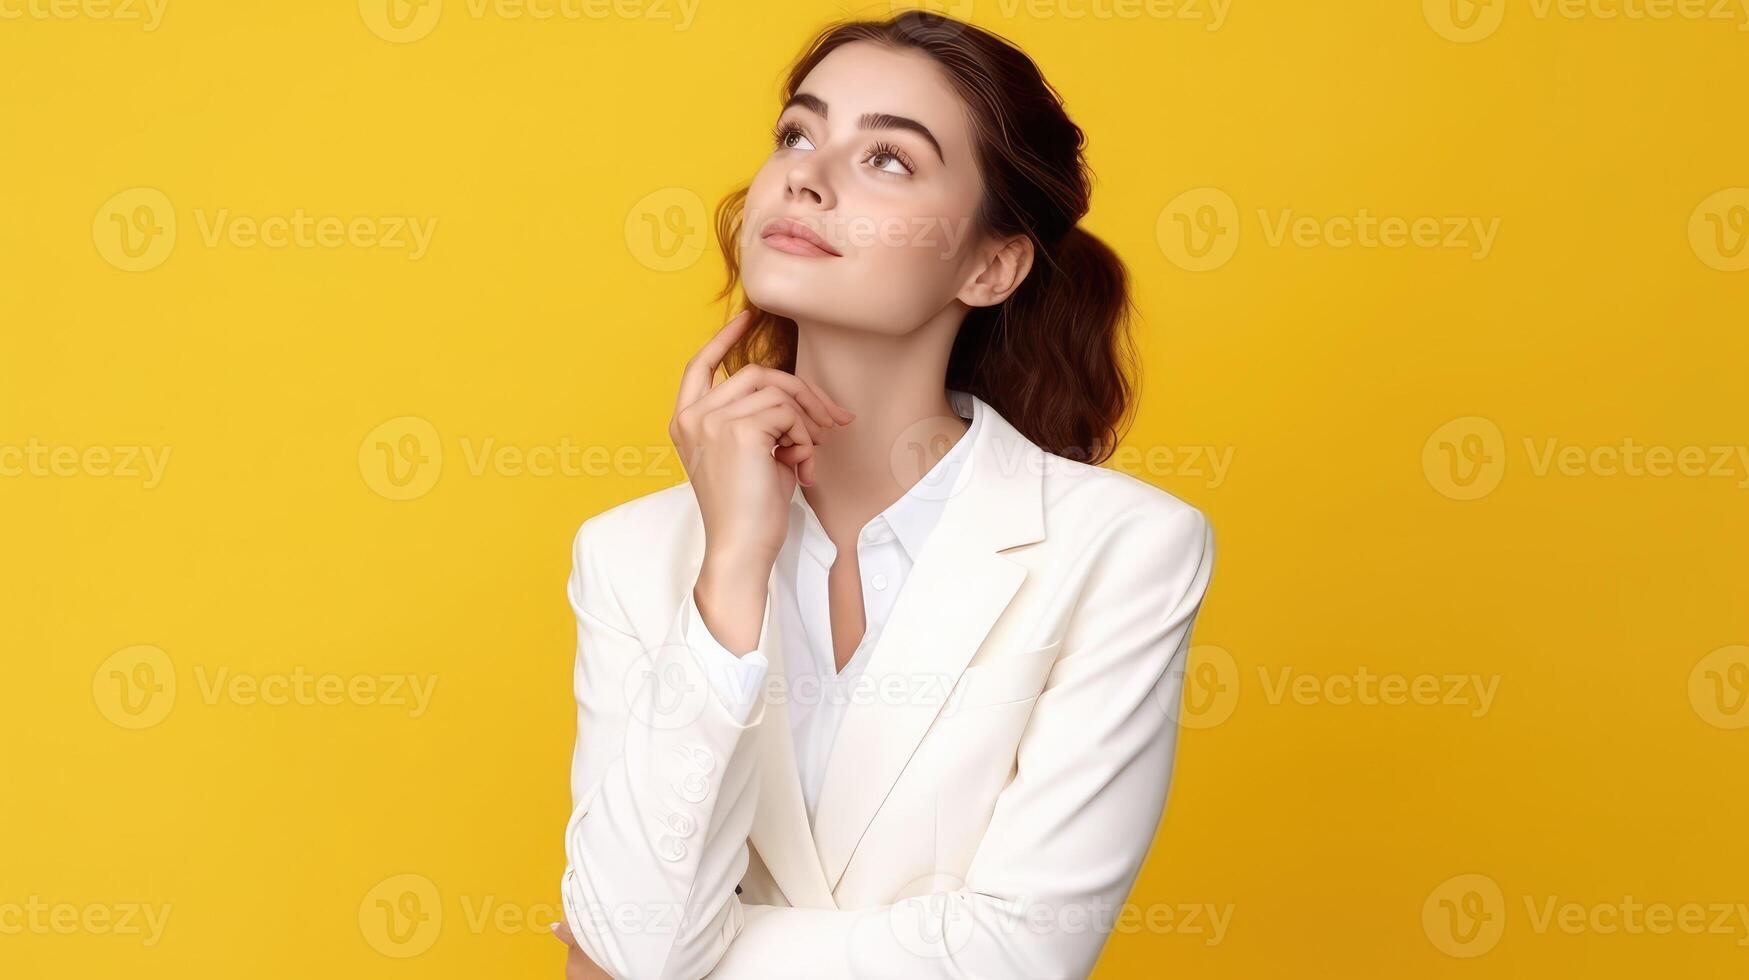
789, 388, 981, 565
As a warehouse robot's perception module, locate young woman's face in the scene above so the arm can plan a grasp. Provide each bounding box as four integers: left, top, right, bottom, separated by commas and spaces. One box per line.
739, 41, 989, 334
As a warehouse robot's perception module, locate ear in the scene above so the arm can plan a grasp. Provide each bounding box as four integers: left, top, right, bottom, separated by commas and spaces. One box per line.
957, 233, 1034, 308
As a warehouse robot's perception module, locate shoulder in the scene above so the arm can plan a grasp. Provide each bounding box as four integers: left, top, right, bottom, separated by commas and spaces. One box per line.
563, 482, 705, 628
568, 481, 703, 568
1038, 451, 1211, 541
1036, 452, 1214, 591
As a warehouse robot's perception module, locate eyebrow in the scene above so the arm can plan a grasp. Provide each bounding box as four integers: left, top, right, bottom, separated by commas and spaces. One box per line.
780, 92, 945, 163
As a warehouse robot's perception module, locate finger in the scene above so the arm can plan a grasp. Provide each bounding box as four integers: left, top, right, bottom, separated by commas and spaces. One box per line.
689, 365, 841, 433
800, 376, 856, 424
676, 309, 755, 413
744, 403, 815, 464
781, 377, 843, 433
773, 443, 817, 486
716, 385, 824, 450
550, 920, 579, 948
688, 365, 836, 434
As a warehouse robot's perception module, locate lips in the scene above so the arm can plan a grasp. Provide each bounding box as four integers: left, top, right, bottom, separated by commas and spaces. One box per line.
759, 217, 842, 257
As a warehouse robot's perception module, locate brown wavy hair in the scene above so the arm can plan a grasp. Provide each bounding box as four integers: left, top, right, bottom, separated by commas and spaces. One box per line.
714, 10, 1137, 464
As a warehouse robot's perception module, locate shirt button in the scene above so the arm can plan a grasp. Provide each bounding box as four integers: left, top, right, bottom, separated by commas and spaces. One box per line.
871, 573, 889, 591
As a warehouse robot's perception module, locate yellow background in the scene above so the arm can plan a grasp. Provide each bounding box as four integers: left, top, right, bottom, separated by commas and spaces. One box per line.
3, 0, 1745, 976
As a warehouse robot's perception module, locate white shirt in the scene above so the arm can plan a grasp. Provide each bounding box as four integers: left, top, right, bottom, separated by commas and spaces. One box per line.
684, 387, 982, 826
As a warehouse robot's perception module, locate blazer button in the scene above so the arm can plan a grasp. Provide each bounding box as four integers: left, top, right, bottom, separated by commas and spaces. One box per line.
657, 836, 687, 862
666, 812, 696, 838
678, 744, 716, 774
675, 770, 709, 803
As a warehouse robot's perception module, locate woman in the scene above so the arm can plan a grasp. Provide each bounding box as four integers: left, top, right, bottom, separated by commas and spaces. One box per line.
553, 12, 1215, 979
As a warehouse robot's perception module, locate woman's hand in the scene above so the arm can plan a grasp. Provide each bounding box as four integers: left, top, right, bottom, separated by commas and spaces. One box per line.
671, 311, 853, 652
551, 920, 613, 980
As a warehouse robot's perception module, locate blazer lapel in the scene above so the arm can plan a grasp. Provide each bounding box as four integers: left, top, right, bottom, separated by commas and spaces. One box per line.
809, 395, 1046, 896
744, 556, 841, 909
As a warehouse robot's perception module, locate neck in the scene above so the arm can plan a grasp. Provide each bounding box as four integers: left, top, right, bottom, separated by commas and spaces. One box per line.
789, 306, 972, 533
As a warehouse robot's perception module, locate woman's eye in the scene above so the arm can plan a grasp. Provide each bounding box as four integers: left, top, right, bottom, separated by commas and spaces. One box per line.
868, 152, 908, 174
776, 127, 814, 151
772, 126, 909, 174
865, 144, 914, 176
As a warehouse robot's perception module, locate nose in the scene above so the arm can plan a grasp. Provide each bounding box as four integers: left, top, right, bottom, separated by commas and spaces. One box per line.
784, 158, 833, 210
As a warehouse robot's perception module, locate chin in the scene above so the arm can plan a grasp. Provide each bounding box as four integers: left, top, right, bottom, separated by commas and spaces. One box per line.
742, 268, 843, 325
742, 262, 935, 334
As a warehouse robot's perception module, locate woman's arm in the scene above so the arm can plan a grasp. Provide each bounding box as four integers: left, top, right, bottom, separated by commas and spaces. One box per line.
559, 516, 772, 980
561, 313, 853, 979
704, 507, 1216, 980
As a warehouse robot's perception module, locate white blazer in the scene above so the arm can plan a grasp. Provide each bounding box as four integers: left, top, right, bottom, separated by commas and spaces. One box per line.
561, 392, 1216, 980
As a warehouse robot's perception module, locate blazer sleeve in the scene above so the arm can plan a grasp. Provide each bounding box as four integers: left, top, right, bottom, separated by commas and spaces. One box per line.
703, 507, 1216, 980
559, 516, 774, 980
